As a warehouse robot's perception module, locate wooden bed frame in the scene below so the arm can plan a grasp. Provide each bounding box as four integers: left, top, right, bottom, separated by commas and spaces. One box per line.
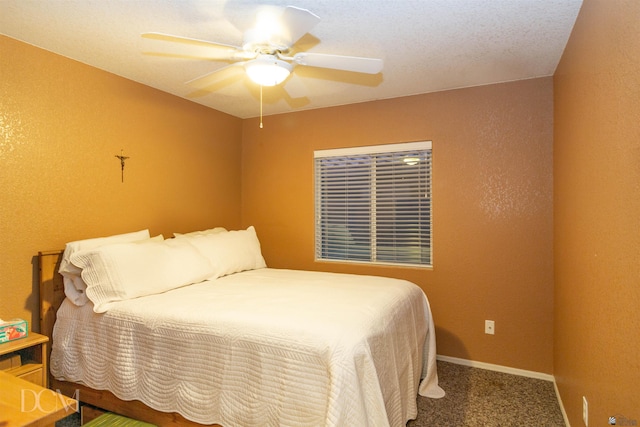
38, 250, 220, 426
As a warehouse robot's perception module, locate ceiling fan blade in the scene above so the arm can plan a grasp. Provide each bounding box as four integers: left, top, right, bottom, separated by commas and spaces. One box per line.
185, 63, 245, 90
142, 32, 240, 50
292, 52, 383, 74
283, 74, 308, 99
141, 32, 253, 60
143, 49, 240, 61
279, 6, 320, 47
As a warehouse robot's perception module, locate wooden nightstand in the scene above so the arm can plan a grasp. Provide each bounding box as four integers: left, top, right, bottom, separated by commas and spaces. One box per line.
0, 370, 77, 427
0, 333, 49, 387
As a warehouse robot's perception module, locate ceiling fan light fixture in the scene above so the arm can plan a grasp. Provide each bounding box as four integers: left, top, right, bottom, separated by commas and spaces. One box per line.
245, 55, 292, 86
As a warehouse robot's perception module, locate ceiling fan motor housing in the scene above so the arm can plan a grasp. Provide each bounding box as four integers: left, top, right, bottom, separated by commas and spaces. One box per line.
242, 28, 289, 56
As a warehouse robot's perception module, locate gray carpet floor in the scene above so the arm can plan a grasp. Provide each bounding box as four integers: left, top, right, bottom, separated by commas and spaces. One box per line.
408, 361, 565, 426
56, 360, 565, 426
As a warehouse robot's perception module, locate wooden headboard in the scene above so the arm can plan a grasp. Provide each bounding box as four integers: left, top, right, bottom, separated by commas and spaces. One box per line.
38, 250, 64, 342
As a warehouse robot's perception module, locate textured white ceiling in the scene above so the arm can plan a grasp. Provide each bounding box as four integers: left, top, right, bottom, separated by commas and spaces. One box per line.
1, 0, 582, 119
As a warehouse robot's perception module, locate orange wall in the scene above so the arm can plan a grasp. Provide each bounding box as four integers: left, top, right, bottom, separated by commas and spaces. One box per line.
554, 0, 640, 425
242, 78, 555, 373
0, 36, 243, 327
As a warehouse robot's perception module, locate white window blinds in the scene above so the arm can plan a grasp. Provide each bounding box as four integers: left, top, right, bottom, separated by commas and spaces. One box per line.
314, 141, 432, 267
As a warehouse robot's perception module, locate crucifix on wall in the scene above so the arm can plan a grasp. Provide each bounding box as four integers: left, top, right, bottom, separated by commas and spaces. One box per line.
115, 149, 130, 183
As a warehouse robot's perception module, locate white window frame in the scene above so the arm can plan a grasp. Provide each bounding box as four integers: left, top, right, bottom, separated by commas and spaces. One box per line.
314, 141, 432, 268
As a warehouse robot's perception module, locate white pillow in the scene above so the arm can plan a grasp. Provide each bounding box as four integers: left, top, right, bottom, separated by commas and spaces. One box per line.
59, 230, 151, 306
71, 237, 214, 313
61, 275, 90, 307
173, 227, 227, 238
186, 226, 266, 279
64, 235, 165, 306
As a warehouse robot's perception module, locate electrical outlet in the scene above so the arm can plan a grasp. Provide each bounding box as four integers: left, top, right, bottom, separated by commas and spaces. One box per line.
583, 396, 588, 426
485, 320, 495, 335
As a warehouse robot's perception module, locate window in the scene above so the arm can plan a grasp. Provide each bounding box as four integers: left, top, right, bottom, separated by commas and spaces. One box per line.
314, 141, 432, 267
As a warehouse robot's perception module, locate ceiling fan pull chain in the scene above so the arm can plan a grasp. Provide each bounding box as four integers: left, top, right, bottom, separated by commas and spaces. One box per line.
260, 85, 264, 129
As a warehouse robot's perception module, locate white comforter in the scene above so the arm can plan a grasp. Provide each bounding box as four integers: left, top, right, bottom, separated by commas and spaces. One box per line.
51, 268, 444, 426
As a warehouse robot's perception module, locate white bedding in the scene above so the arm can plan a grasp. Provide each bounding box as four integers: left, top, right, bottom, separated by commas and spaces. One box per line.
51, 268, 444, 426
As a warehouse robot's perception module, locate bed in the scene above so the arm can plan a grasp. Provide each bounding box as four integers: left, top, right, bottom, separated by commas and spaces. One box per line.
39, 227, 444, 427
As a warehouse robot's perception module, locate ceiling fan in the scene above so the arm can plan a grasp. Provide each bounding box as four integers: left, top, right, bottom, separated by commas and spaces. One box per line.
141, 5, 384, 97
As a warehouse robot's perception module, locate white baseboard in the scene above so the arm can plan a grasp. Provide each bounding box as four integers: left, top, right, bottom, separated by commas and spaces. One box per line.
553, 379, 571, 427
436, 355, 570, 426
436, 354, 554, 381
